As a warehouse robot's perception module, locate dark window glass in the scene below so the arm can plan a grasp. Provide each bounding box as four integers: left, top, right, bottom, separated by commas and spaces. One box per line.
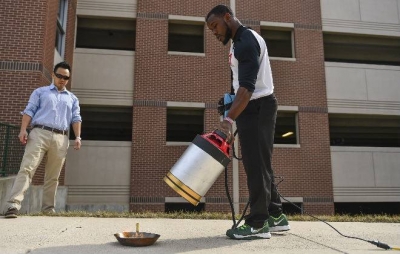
324, 33, 400, 66
335, 202, 400, 215
76, 17, 136, 51
329, 114, 400, 147
167, 108, 204, 142
55, 0, 66, 54
275, 112, 297, 144
261, 29, 293, 58
55, 25, 63, 51
70, 106, 133, 141
168, 23, 204, 53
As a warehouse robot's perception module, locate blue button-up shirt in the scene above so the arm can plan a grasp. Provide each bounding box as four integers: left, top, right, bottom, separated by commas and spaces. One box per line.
22, 84, 82, 130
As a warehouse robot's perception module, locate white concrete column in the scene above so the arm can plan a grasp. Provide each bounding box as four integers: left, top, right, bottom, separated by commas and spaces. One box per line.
230, 0, 236, 13
230, 0, 239, 215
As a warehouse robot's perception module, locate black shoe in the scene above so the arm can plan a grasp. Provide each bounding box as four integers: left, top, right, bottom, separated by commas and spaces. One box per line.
5, 207, 18, 219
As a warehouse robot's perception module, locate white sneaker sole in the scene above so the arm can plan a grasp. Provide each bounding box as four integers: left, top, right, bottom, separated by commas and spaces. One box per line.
5, 214, 17, 219
269, 225, 290, 232
232, 232, 271, 239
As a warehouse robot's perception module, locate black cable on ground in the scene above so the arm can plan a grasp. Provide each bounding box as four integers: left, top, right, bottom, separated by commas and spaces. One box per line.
274, 176, 398, 251
225, 129, 250, 229
220, 104, 398, 250
231, 130, 241, 161
224, 166, 250, 229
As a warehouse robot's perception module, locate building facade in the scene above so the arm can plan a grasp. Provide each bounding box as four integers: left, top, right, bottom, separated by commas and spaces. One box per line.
0, 0, 399, 215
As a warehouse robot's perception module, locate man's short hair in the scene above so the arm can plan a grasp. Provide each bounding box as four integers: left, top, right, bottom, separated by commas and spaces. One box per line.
206, 5, 234, 21
54, 61, 71, 73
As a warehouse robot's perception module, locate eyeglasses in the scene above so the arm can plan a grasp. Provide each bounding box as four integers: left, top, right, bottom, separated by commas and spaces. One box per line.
54, 73, 70, 80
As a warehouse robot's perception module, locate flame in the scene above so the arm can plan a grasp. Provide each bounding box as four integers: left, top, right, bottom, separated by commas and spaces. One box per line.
121, 223, 144, 238
134, 231, 144, 238
122, 231, 131, 238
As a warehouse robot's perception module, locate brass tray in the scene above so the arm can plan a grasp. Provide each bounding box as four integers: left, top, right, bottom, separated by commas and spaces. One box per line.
114, 231, 160, 247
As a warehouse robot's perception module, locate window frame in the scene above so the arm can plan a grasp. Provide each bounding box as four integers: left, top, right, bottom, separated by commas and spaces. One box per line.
166, 101, 205, 145
56, 0, 68, 57
323, 32, 400, 66
274, 106, 300, 148
167, 15, 206, 56
260, 21, 296, 61
329, 113, 400, 148
71, 105, 133, 142
75, 17, 136, 51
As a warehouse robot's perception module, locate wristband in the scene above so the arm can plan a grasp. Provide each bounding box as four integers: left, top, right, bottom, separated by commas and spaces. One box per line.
224, 117, 234, 125
75, 136, 82, 140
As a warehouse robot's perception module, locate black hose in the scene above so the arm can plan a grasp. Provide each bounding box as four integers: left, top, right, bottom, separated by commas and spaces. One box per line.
224, 166, 250, 229
274, 176, 396, 251
224, 130, 396, 250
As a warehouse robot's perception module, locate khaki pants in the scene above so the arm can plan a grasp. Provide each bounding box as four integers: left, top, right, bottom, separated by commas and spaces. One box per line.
7, 128, 69, 212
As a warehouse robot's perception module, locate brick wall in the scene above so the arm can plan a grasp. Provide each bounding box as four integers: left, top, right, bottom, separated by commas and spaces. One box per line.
0, 0, 48, 124
131, 0, 230, 211
131, 0, 333, 214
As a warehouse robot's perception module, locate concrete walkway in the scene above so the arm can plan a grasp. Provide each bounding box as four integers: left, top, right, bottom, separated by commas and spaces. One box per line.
1, 216, 399, 254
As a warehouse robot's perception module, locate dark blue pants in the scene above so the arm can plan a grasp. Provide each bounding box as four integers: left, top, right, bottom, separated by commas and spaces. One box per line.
235, 94, 282, 228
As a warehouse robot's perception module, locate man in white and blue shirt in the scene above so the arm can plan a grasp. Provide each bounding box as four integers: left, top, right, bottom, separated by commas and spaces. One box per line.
4, 61, 82, 218
207, 5, 290, 240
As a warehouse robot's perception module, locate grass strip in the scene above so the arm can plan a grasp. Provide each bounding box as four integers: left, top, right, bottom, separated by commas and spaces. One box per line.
26, 211, 400, 223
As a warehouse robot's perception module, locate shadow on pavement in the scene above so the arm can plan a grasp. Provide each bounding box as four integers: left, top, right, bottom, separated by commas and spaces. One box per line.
25, 235, 281, 254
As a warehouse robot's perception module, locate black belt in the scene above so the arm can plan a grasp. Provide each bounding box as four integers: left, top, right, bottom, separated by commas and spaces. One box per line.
33, 125, 68, 136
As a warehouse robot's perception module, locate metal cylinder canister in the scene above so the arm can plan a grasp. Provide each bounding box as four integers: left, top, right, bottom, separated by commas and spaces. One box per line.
164, 130, 231, 206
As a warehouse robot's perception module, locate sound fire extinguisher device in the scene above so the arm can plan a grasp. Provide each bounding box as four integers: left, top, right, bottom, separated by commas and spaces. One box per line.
163, 130, 231, 206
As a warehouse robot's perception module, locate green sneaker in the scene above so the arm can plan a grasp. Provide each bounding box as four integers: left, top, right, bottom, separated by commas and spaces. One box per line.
268, 214, 290, 232
226, 223, 271, 240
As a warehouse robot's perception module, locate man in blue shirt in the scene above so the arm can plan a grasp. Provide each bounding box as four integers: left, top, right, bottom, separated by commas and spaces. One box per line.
4, 61, 82, 218
206, 5, 290, 240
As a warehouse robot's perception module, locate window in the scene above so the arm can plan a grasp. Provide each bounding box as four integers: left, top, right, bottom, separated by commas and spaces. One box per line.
261, 28, 294, 58
324, 33, 400, 66
168, 21, 204, 53
329, 114, 400, 147
76, 17, 136, 51
274, 112, 298, 145
70, 106, 133, 141
55, 0, 68, 56
167, 108, 204, 142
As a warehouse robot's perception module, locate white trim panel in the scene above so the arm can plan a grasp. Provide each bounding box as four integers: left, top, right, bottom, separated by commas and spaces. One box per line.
77, 0, 137, 19
168, 15, 205, 23
167, 101, 205, 108
260, 21, 295, 28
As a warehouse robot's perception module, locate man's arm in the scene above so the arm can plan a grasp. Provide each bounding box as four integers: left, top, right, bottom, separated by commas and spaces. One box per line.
18, 114, 32, 145
229, 30, 260, 120
226, 87, 252, 120
19, 88, 41, 144
220, 31, 259, 142
220, 87, 252, 143
72, 121, 82, 150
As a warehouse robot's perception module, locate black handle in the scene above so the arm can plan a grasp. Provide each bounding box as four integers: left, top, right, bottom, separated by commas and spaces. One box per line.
214, 129, 227, 140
